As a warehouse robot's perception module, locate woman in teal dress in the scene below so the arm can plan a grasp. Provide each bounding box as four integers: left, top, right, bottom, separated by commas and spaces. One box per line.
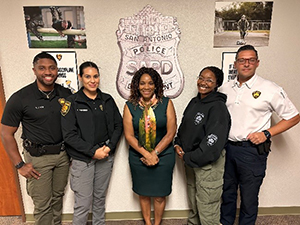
123, 67, 177, 225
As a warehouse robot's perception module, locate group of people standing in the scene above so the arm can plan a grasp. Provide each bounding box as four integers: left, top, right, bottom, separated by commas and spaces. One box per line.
1, 44, 299, 225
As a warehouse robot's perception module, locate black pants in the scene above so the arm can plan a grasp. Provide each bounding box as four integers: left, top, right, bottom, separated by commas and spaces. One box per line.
240, 30, 247, 39
221, 142, 268, 225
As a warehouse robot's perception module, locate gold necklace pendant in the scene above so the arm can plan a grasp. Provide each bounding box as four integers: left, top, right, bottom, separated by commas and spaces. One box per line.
39, 88, 54, 99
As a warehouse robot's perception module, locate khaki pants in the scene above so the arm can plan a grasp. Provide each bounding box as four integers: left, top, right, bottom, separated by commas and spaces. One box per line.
185, 150, 225, 225
24, 150, 70, 225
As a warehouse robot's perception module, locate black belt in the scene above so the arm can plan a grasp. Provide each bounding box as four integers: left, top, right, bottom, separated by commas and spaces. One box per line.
228, 140, 255, 147
23, 139, 65, 157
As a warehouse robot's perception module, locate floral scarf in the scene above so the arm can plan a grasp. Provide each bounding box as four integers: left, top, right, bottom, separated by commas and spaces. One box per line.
138, 95, 157, 152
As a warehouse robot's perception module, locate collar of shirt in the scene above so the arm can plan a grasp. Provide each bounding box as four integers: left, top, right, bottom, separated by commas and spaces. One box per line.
78, 88, 102, 102
233, 74, 258, 89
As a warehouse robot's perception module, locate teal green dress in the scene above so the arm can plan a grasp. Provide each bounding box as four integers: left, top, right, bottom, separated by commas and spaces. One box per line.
126, 96, 175, 197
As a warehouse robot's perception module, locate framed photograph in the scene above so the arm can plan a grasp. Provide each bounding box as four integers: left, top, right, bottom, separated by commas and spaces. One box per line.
214, 1, 273, 47
48, 51, 78, 93
23, 6, 86, 48
222, 52, 237, 82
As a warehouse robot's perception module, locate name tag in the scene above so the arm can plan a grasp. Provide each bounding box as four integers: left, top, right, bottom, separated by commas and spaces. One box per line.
78, 108, 88, 112
35, 106, 45, 109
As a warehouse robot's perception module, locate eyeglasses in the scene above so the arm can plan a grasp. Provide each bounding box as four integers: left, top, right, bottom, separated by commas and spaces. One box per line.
236, 58, 257, 65
198, 76, 216, 84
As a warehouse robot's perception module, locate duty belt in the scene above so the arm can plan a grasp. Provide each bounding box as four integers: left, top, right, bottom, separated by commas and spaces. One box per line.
228, 140, 271, 155
228, 140, 255, 147
23, 139, 65, 157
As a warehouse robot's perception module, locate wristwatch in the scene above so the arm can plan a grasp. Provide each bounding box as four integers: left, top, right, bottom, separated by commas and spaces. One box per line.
262, 130, 271, 140
15, 161, 25, 169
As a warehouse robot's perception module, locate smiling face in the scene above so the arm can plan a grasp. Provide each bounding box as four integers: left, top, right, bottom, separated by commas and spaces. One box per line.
79, 67, 100, 96
197, 69, 218, 99
139, 73, 155, 102
33, 58, 58, 91
234, 49, 259, 84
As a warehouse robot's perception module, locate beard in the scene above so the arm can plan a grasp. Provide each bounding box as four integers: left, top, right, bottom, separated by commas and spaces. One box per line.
36, 75, 58, 87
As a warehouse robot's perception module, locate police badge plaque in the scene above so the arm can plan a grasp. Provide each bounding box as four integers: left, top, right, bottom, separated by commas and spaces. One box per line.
116, 5, 184, 99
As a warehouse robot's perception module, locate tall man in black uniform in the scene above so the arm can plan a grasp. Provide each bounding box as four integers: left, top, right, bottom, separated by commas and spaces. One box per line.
0, 52, 72, 225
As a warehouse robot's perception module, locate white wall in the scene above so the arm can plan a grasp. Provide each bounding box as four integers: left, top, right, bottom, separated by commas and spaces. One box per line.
0, 0, 299, 214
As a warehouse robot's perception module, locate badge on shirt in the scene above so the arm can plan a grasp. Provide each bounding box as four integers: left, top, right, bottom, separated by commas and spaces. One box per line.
59, 98, 71, 116
99, 104, 103, 111
252, 90, 261, 99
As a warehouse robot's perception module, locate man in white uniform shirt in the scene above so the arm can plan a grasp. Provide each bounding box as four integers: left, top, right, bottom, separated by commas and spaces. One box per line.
219, 45, 300, 225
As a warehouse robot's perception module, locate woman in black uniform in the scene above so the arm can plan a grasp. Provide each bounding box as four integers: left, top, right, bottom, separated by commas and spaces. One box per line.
61, 61, 123, 225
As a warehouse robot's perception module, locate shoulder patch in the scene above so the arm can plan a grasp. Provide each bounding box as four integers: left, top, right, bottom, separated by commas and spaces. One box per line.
207, 134, 218, 146
61, 101, 71, 116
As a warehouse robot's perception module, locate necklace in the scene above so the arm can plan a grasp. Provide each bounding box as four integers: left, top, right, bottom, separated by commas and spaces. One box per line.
39, 88, 54, 99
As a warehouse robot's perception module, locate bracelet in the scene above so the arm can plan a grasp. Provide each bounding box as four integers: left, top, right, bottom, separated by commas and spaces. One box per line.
15, 161, 25, 169
155, 149, 160, 155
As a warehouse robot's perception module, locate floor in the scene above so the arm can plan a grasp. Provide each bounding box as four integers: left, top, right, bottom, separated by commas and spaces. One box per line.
1, 215, 300, 225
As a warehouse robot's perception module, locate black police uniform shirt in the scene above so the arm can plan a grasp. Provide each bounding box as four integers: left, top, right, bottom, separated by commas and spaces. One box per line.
82, 90, 109, 145
1, 81, 72, 145
61, 88, 123, 163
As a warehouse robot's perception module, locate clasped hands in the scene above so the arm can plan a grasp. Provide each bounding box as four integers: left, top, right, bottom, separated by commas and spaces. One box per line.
140, 151, 159, 166
93, 145, 110, 160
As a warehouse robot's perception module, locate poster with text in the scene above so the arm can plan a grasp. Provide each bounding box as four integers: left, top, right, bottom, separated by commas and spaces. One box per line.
222, 52, 237, 82
48, 51, 78, 93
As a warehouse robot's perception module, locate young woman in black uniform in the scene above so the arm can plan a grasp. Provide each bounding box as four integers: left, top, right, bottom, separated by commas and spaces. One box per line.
61, 61, 123, 225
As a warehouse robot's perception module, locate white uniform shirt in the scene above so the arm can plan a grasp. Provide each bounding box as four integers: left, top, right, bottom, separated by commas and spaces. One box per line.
220, 74, 299, 141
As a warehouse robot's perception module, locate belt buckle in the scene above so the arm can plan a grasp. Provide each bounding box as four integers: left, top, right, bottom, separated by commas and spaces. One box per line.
40, 146, 47, 155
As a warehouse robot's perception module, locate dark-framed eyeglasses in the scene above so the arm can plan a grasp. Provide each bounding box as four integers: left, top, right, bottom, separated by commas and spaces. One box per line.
236, 58, 258, 65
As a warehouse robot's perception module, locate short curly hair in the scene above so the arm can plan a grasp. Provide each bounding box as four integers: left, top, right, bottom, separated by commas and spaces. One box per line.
129, 67, 164, 105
